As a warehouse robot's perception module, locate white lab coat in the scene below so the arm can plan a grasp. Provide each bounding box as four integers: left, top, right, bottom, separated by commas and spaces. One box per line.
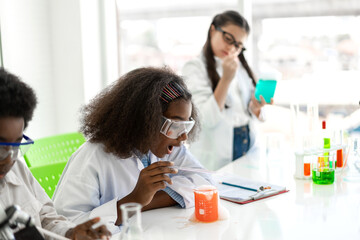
52, 142, 212, 234
0, 160, 75, 239
182, 54, 263, 170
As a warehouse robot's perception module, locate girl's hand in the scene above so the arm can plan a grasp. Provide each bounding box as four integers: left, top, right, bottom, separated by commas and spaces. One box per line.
249, 94, 273, 118
65, 217, 111, 240
221, 52, 239, 83
129, 161, 178, 207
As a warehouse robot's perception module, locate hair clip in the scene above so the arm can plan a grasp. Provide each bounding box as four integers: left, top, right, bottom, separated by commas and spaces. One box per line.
160, 82, 182, 103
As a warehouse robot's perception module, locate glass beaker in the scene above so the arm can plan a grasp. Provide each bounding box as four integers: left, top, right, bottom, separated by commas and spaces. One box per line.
119, 203, 143, 240
265, 132, 284, 162
312, 151, 335, 184
193, 185, 218, 223
343, 137, 360, 182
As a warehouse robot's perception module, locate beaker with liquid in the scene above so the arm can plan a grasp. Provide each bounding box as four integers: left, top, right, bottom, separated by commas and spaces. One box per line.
119, 202, 143, 240
312, 151, 335, 184
194, 185, 218, 223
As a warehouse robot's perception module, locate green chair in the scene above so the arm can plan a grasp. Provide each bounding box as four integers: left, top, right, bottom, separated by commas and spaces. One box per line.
23, 132, 86, 198
24, 132, 85, 167
29, 161, 67, 198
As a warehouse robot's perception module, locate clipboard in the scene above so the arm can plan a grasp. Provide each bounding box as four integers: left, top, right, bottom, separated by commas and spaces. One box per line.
214, 175, 289, 204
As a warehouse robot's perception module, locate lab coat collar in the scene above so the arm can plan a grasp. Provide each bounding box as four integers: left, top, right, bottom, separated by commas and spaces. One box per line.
200, 52, 223, 68
214, 55, 223, 65
132, 149, 145, 160
133, 149, 152, 170
2, 165, 22, 187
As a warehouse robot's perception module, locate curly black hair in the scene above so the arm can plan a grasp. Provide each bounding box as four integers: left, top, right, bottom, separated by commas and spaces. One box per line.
0, 68, 37, 129
81, 66, 199, 158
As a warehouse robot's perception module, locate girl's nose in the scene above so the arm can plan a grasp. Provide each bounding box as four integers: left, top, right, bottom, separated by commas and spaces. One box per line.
177, 132, 188, 142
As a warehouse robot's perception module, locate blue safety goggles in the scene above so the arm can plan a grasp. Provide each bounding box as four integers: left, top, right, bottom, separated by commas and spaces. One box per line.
160, 116, 195, 139
0, 135, 34, 161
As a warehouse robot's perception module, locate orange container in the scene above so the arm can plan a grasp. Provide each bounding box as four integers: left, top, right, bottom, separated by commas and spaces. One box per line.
194, 185, 218, 222
304, 163, 311, 176
336, 149, 343, 168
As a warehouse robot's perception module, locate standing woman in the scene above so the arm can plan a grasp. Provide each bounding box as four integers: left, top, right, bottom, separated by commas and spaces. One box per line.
182, 10, 271, 170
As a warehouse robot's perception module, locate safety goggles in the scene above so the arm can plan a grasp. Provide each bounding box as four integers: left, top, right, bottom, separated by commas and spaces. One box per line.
0, 135, 34, 161
160, 116, 195, 139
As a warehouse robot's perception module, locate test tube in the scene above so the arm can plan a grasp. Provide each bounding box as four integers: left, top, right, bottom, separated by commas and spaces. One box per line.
335, 130, 344, 168
304, 155, 311, 177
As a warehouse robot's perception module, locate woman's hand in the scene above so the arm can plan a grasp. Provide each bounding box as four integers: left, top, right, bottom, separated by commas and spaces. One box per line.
128, 161, 178, 207
65, 217, 111, 240
221, 52, 239, 83
249, 94, 273, 118
215, 50, 242, 110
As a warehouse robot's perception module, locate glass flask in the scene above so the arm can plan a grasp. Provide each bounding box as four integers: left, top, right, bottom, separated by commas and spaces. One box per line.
343, 138, 360, 182
119, 203, 143, 240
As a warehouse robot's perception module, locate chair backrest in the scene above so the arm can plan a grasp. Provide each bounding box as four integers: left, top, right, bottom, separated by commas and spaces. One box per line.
24, 132, 85, 167
29, 161, 67, 198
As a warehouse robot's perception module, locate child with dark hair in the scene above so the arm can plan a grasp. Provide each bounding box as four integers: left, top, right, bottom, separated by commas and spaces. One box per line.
0, 68, 111, 239
53, 67, 212, 234
182, 10, 273, 170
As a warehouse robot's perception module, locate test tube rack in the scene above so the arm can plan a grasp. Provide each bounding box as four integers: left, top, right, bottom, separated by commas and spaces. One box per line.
294, 144, 344, 180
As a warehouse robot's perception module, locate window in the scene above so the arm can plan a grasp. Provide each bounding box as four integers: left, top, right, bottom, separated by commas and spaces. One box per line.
252, 0, 360, 141
119, 16, 211, 74
0, 26, 3, 67
116, 0, 239, 74
116, 0, 360, 144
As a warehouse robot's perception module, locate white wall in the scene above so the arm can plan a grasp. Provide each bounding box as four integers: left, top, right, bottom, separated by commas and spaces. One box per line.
0, 0, 119, 138
0, 1, 58, 137
49, 0, 85, 136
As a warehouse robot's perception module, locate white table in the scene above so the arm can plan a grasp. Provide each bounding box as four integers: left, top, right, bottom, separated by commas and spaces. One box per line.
112, 149, 360, 240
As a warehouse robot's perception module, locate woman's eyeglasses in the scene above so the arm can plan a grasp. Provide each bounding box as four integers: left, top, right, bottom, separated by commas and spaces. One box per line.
215, 27, 246, 51
0, 135, 34, 161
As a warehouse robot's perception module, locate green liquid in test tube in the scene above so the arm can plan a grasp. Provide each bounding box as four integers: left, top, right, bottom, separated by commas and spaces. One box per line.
322, 121, 330, 168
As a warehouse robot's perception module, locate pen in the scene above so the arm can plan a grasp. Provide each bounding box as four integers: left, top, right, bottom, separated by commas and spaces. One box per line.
250, 189, 278, 200
220, 182, 258, 192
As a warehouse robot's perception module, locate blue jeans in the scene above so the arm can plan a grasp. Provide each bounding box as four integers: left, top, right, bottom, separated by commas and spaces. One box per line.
233, 125, 250, 160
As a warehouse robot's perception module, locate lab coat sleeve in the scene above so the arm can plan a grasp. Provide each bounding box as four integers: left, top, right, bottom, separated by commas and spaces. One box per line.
162, 187, 185, 208
18, 160, 75, 238
53, 161, 120, 234
248, 103, 267, 122
165, 145, 214, 208
182, 59, 225, 128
